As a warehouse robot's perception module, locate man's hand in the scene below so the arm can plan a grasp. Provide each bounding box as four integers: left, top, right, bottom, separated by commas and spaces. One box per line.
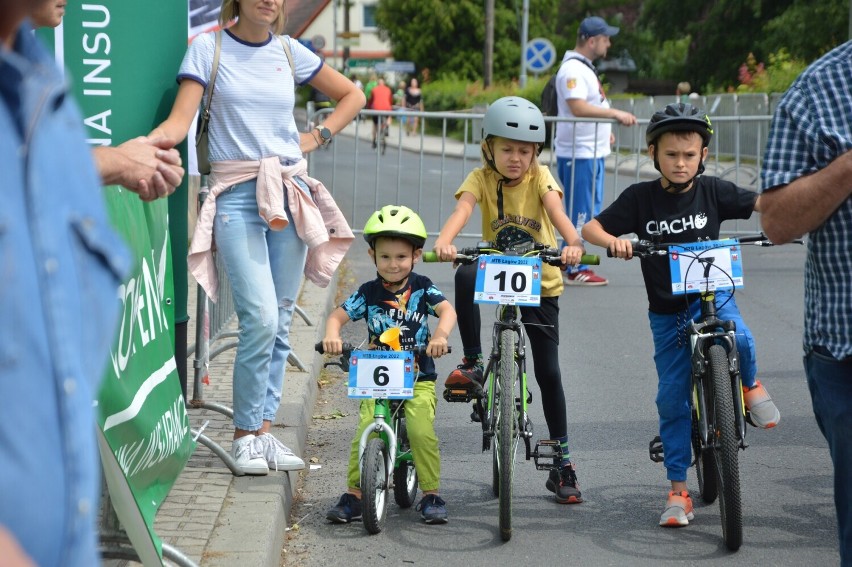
94, 136, 184, 201
612, 109, 637, 126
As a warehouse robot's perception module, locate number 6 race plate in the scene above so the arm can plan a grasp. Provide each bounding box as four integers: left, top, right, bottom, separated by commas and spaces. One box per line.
348, 350, 415, 399
474, 255, 542, 306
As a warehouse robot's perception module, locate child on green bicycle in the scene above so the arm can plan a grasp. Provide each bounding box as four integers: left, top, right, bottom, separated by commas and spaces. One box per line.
432, 96, 587, 504
582, 102, 781, 528
323, 205, 457, 525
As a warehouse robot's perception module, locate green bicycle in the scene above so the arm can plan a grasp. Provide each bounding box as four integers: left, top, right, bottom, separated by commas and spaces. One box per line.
425, 241, 599, 541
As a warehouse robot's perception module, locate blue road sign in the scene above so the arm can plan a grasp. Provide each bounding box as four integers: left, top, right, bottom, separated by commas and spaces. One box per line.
525, 38, 556, 73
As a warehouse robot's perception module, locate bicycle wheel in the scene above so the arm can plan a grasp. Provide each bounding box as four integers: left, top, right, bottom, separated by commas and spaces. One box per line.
708, 344, 743, 550
496, 327, 516, 542
393, 418, 418, 508
361, 437, 389, 534
693, 384, 718, 504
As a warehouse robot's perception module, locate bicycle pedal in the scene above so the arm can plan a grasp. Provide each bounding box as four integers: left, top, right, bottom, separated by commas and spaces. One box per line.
649, 435, 664, 463
442, 387, 477, 403
531, 439, 563, 470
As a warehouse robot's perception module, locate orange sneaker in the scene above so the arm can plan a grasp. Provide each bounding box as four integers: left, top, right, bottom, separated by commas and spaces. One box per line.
743, 380, 781, 428
659, 490, 694, 527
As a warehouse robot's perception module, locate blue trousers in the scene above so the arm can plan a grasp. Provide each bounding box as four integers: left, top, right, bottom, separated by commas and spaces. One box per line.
648, 293, 757, 482
805, 347, 852, 566
557, 156, 604, 272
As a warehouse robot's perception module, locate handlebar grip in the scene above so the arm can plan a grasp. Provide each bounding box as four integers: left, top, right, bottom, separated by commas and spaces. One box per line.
581, 254, 600, 266
421, 251, 440, 263
314, 342, 353, 354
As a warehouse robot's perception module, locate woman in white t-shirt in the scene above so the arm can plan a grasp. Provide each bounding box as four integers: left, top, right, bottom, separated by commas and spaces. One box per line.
150, 0, 365, 476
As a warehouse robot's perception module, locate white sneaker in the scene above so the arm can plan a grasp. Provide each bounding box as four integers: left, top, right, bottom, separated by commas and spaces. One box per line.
231, 435, 269, 475
258, 433, 305, 471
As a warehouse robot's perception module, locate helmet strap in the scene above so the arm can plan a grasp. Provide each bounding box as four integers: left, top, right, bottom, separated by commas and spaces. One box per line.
484, 138, 513, 221
377, 271, 409, 289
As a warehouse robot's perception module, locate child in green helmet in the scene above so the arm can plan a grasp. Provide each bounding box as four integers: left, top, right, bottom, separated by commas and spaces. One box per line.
433, 96, 587, 504
323, 205, 457, 525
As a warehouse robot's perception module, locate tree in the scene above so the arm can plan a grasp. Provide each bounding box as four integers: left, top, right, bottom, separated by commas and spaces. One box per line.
374, 0, 559, 82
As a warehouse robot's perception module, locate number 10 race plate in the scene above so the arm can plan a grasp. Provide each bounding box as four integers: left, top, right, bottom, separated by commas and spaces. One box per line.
348, 350, 415, 399
474, 255, 542, 306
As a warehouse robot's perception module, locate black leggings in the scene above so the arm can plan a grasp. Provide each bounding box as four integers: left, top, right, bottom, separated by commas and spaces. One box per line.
454, 263, 568, 438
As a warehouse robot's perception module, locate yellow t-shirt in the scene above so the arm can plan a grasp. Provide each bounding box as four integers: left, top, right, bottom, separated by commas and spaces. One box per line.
455, 164, 564, 296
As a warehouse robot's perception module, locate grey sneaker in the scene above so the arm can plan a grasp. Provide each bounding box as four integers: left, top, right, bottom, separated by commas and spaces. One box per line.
258, 433, 305, 471
743, 380, 781, 428
659, 490, 694, 527
231, 435, 268, 475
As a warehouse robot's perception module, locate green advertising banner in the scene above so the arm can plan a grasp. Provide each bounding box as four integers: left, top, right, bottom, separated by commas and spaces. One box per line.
39, 3, 193, 563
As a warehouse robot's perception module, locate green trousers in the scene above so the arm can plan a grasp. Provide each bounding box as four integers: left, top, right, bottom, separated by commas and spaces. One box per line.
347, 380, 441, 492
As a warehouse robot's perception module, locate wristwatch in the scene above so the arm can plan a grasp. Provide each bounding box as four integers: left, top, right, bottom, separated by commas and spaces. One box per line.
314, 126, 332, 148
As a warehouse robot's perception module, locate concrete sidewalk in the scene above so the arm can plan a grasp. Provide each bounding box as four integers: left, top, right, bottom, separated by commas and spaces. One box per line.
151, 274, 338, 567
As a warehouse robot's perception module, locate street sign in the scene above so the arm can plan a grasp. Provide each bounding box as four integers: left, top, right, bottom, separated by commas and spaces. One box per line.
525, 38, 556, 73
375, 61, 416, 73
339, 38, 360, 47
337, 31, 361, 39
347, 58, 382, 68
312, 34, 326, 50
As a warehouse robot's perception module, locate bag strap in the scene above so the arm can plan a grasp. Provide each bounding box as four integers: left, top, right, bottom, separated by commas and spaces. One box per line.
202, 30, 223, 117
564, 54, 598, 76
278, 35, 295, 78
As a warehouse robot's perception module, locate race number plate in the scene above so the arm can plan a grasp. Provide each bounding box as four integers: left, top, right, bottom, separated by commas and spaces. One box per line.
668, 238, 744, 294
347, 350, 415, 399
473, 255, 542, 306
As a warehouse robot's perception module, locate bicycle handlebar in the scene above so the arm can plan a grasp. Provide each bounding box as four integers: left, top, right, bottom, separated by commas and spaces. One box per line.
314, 342, 450, 356
422, 242, 599, 267
605, 232, 803, 259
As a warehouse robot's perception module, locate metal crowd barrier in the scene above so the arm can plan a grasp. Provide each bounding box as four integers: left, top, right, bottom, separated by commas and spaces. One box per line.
306, 106, 770, 238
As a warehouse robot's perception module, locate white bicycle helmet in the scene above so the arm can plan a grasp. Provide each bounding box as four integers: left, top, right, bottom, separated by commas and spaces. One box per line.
482, 96, 546, 144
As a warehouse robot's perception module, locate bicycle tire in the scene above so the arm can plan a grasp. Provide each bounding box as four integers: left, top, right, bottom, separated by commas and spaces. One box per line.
693, 384, 718, 504
497, 327, 516, 542
361, 437, 389, 534
709, 344, 743, 550
393, 417, 418, 508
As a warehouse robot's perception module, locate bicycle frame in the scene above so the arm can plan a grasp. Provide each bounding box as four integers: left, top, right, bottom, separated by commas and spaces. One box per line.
689, 291, 748, 451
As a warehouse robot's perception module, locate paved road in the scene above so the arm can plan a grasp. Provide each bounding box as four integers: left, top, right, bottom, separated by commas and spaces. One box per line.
282, 231, 839, 566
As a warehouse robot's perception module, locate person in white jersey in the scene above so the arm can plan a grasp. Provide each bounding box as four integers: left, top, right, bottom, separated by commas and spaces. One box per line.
150, 0, 365, 475
554, 16, 636, 286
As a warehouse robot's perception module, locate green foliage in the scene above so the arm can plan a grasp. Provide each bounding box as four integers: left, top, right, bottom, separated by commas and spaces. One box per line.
735, 50, 809, 94
375, 0, 561, 83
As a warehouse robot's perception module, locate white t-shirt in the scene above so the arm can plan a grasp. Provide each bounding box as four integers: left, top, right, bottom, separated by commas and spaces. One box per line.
553, 51, 612, 160
179, 29, 322, 163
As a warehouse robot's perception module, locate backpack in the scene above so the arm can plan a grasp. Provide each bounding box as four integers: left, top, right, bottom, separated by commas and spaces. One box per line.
539, 56, 599, 116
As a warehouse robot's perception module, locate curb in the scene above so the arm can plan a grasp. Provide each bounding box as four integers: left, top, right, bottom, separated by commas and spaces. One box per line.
201, 273, 338, 567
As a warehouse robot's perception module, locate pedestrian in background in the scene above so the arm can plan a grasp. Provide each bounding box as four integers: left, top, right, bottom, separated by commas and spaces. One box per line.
368, 76, 393, 148
759, 40, 852, 565
554, 15, 637, 287
405, 77, 424, 136
676, 81, 691, 103
149, 0, 364, 475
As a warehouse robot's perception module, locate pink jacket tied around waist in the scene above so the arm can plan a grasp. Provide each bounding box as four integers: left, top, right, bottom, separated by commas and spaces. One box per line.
189, 157, 354, 302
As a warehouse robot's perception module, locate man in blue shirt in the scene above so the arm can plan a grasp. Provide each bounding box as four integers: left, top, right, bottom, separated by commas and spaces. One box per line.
0, 2, 179, 564
760, 40, 852, 565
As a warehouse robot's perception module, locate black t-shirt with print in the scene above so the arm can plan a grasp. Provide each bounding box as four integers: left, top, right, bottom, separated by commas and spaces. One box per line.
341, 272, 447, 380
595, 176, 757, 313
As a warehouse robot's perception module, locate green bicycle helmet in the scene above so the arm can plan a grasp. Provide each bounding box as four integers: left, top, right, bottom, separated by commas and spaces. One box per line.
363, 205, 427, 249
482, 96, 546, 144
645, 102, 714, 147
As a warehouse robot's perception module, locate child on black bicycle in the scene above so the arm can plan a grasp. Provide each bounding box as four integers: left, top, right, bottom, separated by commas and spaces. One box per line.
582, 103, 781, 527
323, 205, 457, 525
432, 96, 587, 504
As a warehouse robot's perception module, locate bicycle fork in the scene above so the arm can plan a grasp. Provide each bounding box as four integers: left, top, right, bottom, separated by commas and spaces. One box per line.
690, 324, 749, 450
358, 407, 397, 476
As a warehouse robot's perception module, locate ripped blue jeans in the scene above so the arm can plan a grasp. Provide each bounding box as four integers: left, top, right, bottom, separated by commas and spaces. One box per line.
214, 177, 308, 431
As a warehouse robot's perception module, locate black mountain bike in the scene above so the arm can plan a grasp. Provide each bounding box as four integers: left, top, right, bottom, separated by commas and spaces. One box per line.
615, 232, 799, 550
